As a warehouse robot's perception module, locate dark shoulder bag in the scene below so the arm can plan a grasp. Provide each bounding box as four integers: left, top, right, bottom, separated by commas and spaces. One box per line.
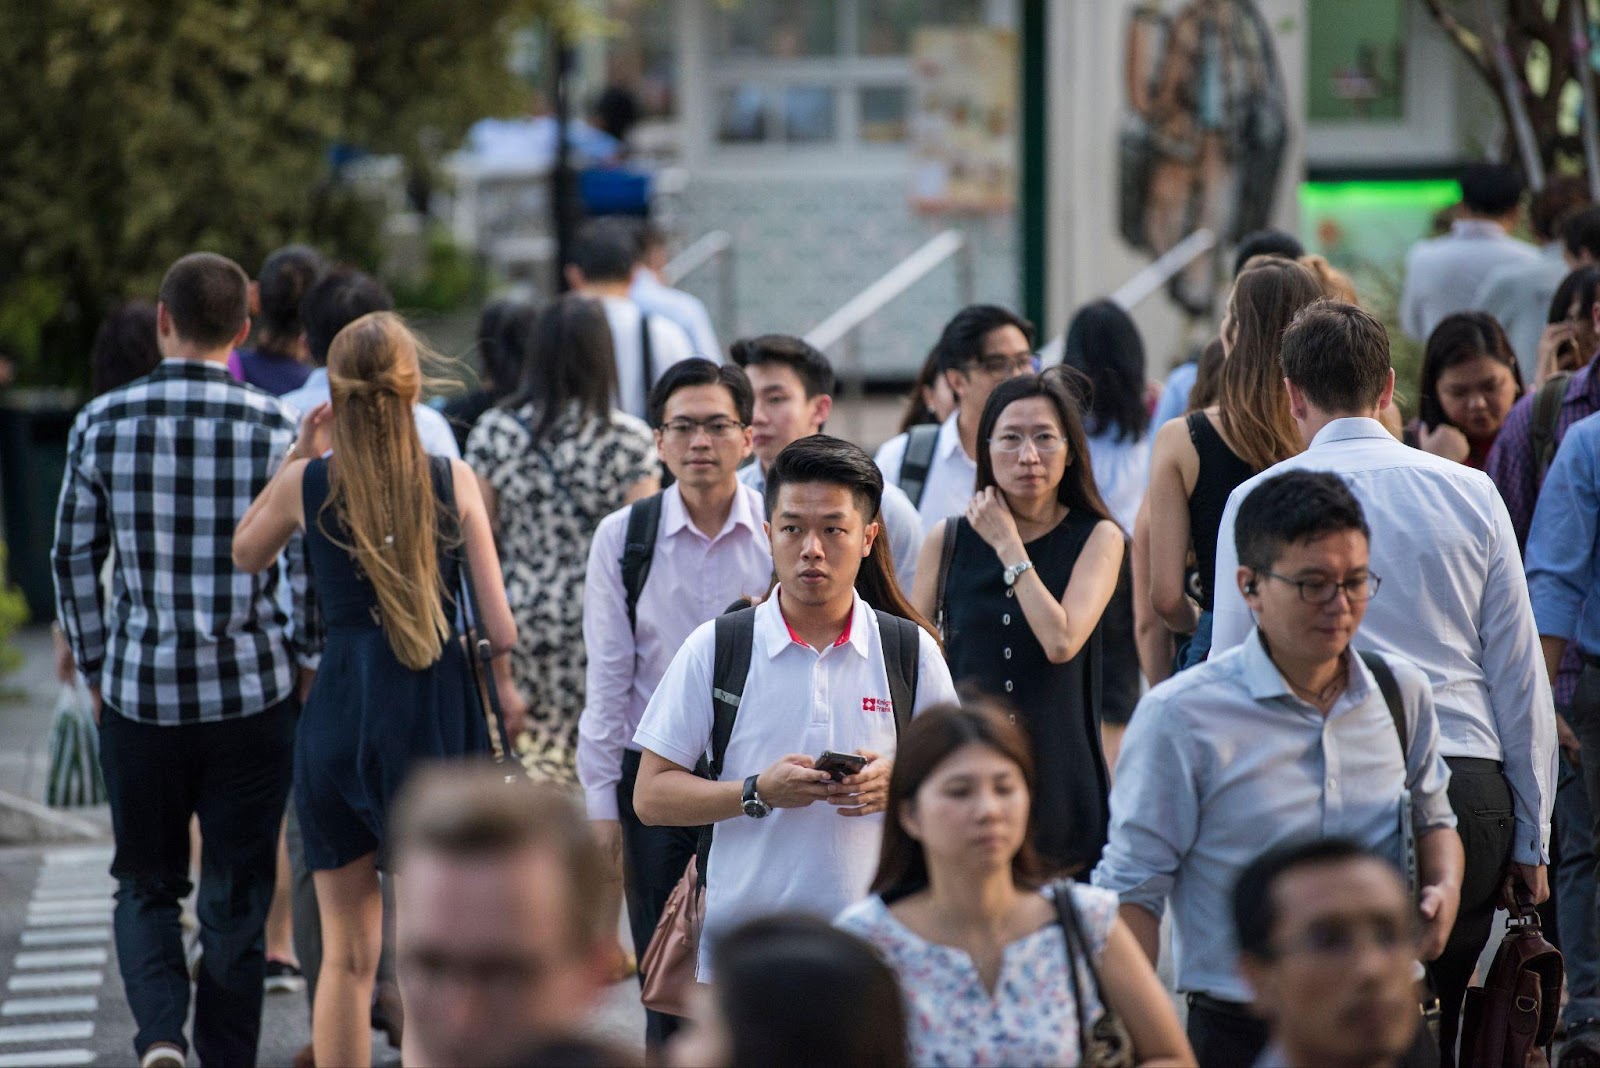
1054, 881, 1134, 1068
441, 457, 514, 766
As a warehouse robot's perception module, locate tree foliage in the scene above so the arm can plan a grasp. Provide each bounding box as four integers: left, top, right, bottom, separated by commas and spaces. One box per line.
0, 1, 585, 389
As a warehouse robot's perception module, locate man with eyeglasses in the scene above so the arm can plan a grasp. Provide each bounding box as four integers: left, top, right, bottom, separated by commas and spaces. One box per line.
1094, 469, 1463, 1068
875, 304, 1036, 537
576, 358, 772, 1046
1234, 839, 1435, 1068
1208, 301, 1554, 1067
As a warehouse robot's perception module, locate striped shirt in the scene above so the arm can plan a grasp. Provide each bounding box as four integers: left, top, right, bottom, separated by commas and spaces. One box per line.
51, 359, 317, 724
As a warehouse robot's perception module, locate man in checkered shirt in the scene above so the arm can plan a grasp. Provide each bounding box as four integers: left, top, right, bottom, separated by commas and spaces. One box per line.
51, 252, 315, 1068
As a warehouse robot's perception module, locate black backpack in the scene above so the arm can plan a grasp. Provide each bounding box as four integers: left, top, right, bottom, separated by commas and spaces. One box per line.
897, 423, 941, 509
691, 605, 922, 886
619, 493, 665, 632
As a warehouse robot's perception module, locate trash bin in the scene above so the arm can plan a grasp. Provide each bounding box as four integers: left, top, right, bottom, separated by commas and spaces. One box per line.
0, 390, 79, 623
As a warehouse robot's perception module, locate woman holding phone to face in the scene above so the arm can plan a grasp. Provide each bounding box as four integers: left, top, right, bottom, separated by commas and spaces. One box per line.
836, 703, 1193, 1067
1409, 312, 1525, 469
910, 373, 1124, 877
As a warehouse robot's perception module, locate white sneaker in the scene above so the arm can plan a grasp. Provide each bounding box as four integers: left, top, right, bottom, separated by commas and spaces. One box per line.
140, 1042, 185, 1068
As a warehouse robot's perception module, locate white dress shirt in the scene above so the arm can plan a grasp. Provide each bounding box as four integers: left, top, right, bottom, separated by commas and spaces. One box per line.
874, 411, 978, 539
1400, 219, 1541, 341
1084, 426, 1151, 536
1472, 241, 1568, 382
601, 295, 696, 420
738, 461, 922, 589
1091, 630, 1456, 1003
631, 267, 721, 363
634, 588, 957, 979
1210, 418, 1556, 864
577, 483, 772, 819
279, 368, 460, 458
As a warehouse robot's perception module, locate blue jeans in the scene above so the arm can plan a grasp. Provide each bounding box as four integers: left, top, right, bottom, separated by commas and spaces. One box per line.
1558, 753, 1600, 1024
99, 700, 295, 1066
1173, 610, 1214, 673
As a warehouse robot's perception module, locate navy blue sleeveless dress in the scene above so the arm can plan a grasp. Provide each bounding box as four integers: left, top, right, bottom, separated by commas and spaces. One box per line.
294, 456, 489, 871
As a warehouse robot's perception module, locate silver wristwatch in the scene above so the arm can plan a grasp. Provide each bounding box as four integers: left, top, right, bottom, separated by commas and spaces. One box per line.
741, 774, 771, 819
1003, 559, 1035, 587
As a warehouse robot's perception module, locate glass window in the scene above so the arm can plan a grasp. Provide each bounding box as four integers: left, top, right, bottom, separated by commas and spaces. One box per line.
713, 0, 840, 59
783, 87, 837, 142
859, 86, 908, 142
859, 0, 984, 57
717, 86, 772, 143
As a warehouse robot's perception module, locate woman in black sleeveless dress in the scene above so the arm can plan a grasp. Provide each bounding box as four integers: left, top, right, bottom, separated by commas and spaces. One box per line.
234, 311, 520, 1068
1145, 257, 1321, 669
911, 372, 1125, 876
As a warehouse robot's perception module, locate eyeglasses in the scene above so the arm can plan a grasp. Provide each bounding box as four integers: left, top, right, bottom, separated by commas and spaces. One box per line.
968, 353, 1039, 376
989, 431, 1065, 455
1272, 917, 1419, 961
659, 417, 746, 441
1259, 571, 1382, 605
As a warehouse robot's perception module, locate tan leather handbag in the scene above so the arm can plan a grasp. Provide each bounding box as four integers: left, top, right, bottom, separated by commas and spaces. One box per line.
639, 856, 704, 1017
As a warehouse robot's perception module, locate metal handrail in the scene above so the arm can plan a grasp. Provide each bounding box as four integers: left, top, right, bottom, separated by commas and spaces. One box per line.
1037, 227, 1218, 366
662, 230, 735, 345
804, 229, 976, 441
805, 230, 974, 351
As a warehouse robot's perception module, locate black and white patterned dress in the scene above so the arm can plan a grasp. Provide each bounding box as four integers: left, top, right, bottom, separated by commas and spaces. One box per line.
465, 402, 657, 783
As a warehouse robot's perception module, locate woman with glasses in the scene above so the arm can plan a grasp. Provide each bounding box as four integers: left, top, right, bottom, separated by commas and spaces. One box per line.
911, 374, 1124, 876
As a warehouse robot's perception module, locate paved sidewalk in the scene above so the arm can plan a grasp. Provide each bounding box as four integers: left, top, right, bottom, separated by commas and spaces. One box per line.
0, 626, 108, 841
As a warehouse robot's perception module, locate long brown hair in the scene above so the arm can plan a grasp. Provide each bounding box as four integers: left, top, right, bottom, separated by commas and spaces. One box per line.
1218, 258, 1322, 471
321, 311, 456, 670
871, 702, 1046, 903
974, 371, 1115, 525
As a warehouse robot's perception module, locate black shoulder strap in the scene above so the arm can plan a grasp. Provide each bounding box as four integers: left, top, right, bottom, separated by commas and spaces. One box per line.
696, 606, 759, 889
619, 493, 663, 632
898, 423, 940, 508
875, 610, 921, 735
639, 311, 656, 406
1358, 650, 1407, 756
1531, 370, 1573, 489
934, 519, 960, 640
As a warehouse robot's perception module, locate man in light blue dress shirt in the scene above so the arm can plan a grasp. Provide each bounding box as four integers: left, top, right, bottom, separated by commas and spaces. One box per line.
1094, 469, 1462, 1068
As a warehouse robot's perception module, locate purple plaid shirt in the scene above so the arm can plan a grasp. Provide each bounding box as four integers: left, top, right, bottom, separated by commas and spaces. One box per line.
1485, 361, 1600, 705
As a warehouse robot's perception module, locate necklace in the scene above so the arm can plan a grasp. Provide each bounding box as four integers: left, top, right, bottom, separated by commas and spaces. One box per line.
1282, 651, 1349, 708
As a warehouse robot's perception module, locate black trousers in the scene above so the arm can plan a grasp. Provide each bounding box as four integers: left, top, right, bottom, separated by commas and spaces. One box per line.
618, 748, 700, 1046
99, 699, 295, 1067
1427, 757, 1515, 1068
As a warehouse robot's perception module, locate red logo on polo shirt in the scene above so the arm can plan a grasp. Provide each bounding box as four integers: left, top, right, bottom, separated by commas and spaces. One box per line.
862, 697, 892, 713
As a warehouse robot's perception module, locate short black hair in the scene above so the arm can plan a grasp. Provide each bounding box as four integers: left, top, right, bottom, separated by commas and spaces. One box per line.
1549, 264, 1600, 328
646, 357, 754, 428
1279, 300, 1392, 413
1232, 230, 1306, 277
730, 335, 835, 397
1531, 175, 1591, 243
933, 304, 1035, 375
1563, 205, 1600, 262
569, 217, 639, 283
1460, 162, 1525, 217
1234, 838, 1395, 958
764, 434, 883, 523
299, 268, 394, 366
1235, 470, 1370, 573
158, 252, 250, 348
255, 245, 327, 347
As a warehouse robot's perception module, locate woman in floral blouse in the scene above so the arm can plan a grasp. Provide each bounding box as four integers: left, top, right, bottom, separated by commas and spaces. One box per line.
465, 294, 658, 783
837, 703, 1192, 1067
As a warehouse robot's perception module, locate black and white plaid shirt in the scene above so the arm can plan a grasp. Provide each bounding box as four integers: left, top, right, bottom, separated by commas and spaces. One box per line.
52, 359, 321, 725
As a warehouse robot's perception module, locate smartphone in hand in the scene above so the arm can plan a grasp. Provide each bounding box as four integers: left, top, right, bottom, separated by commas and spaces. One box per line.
814, 750, 868, 782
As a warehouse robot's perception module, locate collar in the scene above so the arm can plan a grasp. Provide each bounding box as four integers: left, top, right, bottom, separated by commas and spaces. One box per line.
1450, 218, 1509, 240
1306, 416, 1393, 449
660, 482, 762, 542
153, 358, 237, 382
757, 587, 871, 660
936, 409, 972, 463
1240, 629, 1373, 709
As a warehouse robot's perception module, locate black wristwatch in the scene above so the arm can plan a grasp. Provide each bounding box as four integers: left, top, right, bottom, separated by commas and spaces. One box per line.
741, 774, 772, 819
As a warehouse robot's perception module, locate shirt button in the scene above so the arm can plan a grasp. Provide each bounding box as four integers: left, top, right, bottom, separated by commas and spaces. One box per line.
1327, 778, 1337, 790
1003, 648, 1012, 660
1006, 588, 1015, 599
1002, 613, 1011, 625
1004, 680, 1014, 693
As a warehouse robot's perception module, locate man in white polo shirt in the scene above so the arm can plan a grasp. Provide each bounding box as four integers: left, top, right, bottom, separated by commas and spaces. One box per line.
633, 436, 956, 974
875, 305, 1036, 537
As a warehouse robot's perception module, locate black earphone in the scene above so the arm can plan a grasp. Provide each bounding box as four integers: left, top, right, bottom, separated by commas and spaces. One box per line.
1244, 580, 1258, 595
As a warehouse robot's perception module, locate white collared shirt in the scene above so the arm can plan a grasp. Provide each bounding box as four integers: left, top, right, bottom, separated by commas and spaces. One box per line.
577, 483, 772, 819
600, 295, 696, 419
634, 589, 957, 979
1400, 219, 1540, 341
631, 267, 721, 363
279, 368, 461, 458
874, 410, 977, 538
1210, 417, 1556, 864
738, 460, 923, 588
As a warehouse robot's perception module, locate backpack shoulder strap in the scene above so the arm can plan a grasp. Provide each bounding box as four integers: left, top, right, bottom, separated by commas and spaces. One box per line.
898, 423, 941, 508
934, 519, 960, 640
698, 606, 758, 889
1358, 650, 1407, 755
639, 311, 656, 403
1531, 370, 1573, 488
875, 610, 922, 736
619, 493, 663, 632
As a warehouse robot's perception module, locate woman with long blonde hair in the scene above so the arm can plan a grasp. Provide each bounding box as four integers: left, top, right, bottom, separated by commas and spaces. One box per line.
234, 311, 520, 1068
1145, 257, 1321, 670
